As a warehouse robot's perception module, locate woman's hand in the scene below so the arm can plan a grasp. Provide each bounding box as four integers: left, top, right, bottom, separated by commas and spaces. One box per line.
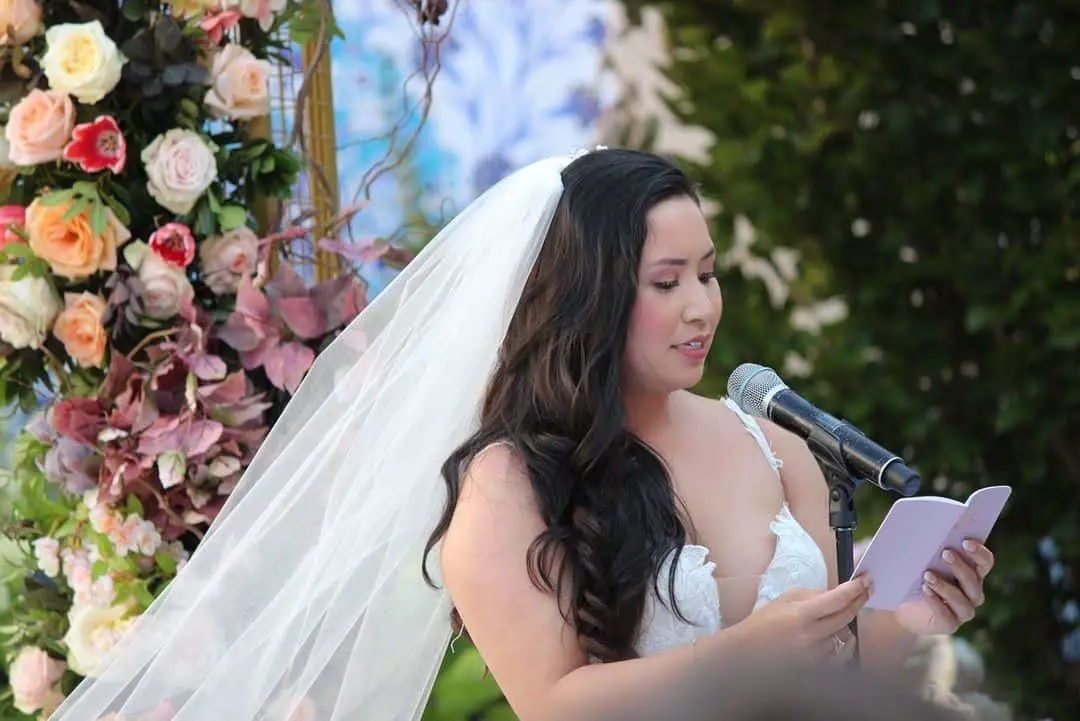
732, 577, 870, 662
895, 540, 995, 636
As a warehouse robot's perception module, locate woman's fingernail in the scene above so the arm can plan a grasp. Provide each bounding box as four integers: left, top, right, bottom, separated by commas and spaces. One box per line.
942, 550, 956, 563
922, 583, 933, 596
924, 571, 936, 585
963, 540, 977, 552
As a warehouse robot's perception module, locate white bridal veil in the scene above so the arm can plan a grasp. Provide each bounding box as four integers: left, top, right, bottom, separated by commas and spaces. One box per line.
51, 154, 573, 721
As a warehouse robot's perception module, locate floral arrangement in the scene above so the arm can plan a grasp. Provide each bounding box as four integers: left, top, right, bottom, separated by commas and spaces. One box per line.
0, 0, 451, 718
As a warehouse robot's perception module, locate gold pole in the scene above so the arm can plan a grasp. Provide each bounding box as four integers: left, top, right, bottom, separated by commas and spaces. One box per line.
247, 114, 276, 238
302, 40, 343, 283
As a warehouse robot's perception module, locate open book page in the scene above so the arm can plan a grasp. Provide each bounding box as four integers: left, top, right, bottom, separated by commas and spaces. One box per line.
853, 486, 1012, 611
908, 486, 1012, 602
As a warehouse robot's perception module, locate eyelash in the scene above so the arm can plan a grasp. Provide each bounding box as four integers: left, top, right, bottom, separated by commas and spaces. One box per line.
653, 272, 717, 291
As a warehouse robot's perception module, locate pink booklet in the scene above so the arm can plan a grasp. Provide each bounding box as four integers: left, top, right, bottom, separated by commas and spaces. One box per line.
852, 485, 1012, 610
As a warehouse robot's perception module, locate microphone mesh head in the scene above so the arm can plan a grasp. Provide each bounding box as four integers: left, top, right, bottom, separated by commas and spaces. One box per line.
727, 363, 787, 418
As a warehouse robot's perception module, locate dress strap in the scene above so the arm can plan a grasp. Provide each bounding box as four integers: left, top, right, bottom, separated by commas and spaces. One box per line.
723, 397, 783, 477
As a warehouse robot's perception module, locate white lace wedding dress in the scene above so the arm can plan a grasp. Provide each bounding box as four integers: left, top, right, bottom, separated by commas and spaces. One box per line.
633, 399, 829, 657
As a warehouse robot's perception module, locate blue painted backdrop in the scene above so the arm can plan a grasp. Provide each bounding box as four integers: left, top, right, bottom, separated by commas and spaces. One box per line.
329, 0, 614, 294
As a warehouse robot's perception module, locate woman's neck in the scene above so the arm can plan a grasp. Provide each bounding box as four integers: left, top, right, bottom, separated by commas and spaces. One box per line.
622, 388, 681, 441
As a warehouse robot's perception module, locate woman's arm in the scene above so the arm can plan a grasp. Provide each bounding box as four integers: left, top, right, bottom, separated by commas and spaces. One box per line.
761, 421, 919, 670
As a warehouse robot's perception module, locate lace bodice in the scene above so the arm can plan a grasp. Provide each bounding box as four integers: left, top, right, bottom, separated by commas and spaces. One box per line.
632, 399, 829, 657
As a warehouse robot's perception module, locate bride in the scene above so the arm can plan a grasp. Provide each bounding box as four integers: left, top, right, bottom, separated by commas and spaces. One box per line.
50, 148, 995, 721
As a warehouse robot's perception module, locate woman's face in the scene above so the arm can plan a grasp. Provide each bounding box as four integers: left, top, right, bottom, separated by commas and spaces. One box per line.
623, 195, 722, 395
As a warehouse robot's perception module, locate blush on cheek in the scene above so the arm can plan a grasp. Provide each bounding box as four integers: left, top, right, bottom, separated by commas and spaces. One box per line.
625, 292, 678, 366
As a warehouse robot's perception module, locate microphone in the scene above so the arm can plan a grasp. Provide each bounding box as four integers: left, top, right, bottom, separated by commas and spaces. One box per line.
727, 363, 921, 497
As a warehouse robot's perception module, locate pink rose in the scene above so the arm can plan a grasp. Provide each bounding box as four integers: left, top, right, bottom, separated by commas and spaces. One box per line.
137, 249, 194, 320
0, 204, 26, 248
9, 646, 65, 715
0, 0, 42, 46
4, 89, 75, 166
140, 129, 217, 214
204, 44, 272, 120
199, 226, 258, 295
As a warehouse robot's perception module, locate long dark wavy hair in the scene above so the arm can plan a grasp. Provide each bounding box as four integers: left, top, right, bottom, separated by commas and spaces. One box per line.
423, 149, 701, 662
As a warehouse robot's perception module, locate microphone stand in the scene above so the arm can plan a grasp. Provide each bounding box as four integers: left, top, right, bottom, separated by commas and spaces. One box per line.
804, 425, 864, 668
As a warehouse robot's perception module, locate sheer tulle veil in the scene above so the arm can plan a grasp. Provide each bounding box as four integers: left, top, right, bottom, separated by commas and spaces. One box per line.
50, 153, 576, 721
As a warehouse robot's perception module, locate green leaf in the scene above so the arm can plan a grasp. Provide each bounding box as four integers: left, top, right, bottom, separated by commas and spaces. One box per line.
154, 17, 182, 55
121, 0, 145, 21
154, 552, 177, 575
113, 584, 132, 605
91, 560, 108, 580
217, 205, 247, 231
132, 581, 154, 608
101, 193, 131, 226
1, 242, 30, 259
124, 494, 144, 517
197, 200, 215, 236
71, 181, 99, 200
179, 97, 200, 119
38, 189, 74, 207
206, 186, 222, 212
53, 519, 77, 539
62, 196, 89, 222
89, 201, 108, 237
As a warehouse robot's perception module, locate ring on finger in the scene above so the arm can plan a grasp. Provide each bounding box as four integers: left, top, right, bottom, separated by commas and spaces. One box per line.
832, 633, 847, 655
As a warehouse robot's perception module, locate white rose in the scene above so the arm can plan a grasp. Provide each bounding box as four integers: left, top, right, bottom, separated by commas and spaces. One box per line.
40, 21, 125, 105
205, 44, 272, 121
63, 602, 133, 677
199, 226, 258, 295
138, 250, 194, 320
0, 266, 62, 349
141, 129, 218, 215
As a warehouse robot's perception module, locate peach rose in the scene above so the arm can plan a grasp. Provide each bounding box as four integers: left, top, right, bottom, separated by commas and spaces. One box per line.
0, 0, 43, 46
53, 292, 108, 368
9, 646, 65, 715
26, 197, 131, 279
204, 43, 271, 120
4, 89, 75, 166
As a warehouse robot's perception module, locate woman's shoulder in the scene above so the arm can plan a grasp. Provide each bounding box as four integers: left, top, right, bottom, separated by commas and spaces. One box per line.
684, 391, 805, 447
459, 440, 531, 502
441, 441, 543, 581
